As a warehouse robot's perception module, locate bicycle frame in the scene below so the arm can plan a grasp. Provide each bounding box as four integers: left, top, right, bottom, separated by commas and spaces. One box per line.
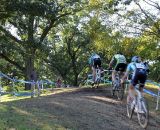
112, 71, 125, 100
127, 84, 149, 128
95, 68, 101, 83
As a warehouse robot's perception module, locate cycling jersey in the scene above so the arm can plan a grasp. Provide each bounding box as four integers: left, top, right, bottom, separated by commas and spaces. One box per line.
89, 54, 101, 66
127, 62, 136, 72
113, 54, 126, 65
127, 62, 147, 73
111, 54, 127, 71
127, 62, 147, 87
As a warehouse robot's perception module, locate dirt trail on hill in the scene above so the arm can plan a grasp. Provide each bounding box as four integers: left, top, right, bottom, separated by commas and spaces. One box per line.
4, 87, 160, 130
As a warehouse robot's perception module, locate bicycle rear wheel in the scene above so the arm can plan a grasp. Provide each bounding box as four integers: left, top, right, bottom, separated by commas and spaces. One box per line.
137, 98, 149, 129
111, 82, 115, 97
126, 94, 135, 119
116, 84, 124, 100
95, 68, 101, 88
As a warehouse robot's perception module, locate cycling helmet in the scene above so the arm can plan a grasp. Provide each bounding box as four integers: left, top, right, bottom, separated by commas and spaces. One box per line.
131, 56, 141, 63
116, 51, 123, 55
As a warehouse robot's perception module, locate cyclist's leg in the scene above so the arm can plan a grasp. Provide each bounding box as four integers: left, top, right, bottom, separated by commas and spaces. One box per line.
130, 73, 139, 97
121, 64, 127, 89
96, 58, 102, 77
112, 70, 116, 82
127, 83, 136, 112
95, 58, 101, 81
92, 58, 98, 83
139, 74, 147, 95
130, 74, 147, 112
112, 63, 119, 83
92, 66, 96, 83
92, 58, 97, 83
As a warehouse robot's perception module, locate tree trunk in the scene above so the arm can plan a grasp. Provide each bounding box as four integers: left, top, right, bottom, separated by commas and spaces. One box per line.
73, 73, 78, 86
25, 53, 36, 90
72, 57, 79, 86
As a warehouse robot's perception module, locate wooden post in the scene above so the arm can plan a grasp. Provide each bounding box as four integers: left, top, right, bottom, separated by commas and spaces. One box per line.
156, 88, 160, 110
31, 81, 35, 98
41, 81, 44, 90
0, 75, 2, 102
37, 81, 40, 97
12, 78, 15, 97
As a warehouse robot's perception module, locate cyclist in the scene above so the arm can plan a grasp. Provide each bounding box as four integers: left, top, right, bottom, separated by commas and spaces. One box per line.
109, 52, 127, 89
121, 56, 148, 93
121, 56, 148, 112
89, 53, 101, 84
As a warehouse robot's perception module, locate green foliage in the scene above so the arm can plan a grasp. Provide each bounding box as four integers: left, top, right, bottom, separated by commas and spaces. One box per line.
1, 0, 160, 86
149, 62, 160, 81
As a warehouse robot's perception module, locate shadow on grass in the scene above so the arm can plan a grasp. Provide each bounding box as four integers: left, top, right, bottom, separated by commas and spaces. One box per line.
0, 87, 160, 130
0, 102, 71, 130
0, 87, 115, 130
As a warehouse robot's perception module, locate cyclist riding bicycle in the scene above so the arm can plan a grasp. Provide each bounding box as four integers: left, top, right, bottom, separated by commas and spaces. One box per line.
89, 53, 101, 84
121, 56, 148, 94
109, 52, 127, 89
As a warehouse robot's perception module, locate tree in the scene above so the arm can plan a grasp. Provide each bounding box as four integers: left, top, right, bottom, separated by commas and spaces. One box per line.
0, 0, 86, 89
46, 17, 91, 86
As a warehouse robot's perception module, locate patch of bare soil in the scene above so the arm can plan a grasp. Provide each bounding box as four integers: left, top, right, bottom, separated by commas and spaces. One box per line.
4, 87, 160, 130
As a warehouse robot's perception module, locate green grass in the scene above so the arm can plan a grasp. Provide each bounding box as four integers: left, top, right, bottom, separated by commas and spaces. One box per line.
0, 88, 76, 102
0, 104, 70, 130
0, 86, 159, 130
144, 83, 160, 113
0, 88, 77, 130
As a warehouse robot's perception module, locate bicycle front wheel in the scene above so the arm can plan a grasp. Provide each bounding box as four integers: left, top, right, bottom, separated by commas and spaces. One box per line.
137, 98, 149, 129
126, 94, 134, 119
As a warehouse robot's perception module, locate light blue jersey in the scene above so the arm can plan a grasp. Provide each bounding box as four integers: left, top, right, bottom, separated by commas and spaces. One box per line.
89, 53, 100, 65
127, 62, 147, 73
127, 62, 136, 73
127, 62, 148, 86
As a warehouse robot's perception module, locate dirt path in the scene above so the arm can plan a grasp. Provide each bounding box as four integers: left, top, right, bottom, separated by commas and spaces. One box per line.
2, 87, 160, 130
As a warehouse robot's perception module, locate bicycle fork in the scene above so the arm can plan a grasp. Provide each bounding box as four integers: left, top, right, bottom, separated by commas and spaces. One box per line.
135, 89, 147, 113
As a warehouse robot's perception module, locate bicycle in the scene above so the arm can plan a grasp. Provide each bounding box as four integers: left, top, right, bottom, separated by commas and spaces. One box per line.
127, 84, 149, 129
93, 66, 101, 88
111, 70, 125, 100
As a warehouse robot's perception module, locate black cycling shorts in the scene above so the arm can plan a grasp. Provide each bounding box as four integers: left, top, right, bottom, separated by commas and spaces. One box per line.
114, 63, 127, 72
131, 72, 147, 88
93, 58, 101, 68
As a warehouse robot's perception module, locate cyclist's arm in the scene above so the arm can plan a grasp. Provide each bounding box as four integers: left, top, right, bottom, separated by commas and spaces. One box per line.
121, 71, 129, 81
121, 64, 131, 82
109, 56, 115, 68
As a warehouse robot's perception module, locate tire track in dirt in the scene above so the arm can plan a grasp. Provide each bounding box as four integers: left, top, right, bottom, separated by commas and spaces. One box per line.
5, 87, 160, 130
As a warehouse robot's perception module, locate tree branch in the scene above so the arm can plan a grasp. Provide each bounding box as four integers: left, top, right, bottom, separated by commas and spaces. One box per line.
39, 19, 55, 43
135, 2, 155, 23
39, 11, 73, 44
144, 0, 160, 10
120, 24, 160, 38
0, 25, 23, 44
28, 15, 34, 43
148, 0, 160, 8
0, 53, 25, 71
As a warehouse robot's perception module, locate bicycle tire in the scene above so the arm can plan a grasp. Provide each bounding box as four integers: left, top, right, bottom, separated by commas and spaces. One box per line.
126, 94, 135, 119
95, 68, 101, 88
116, 84, 124, 100
137, 98, 149, 129
111, 80, 124, 100
111, 82, 115, 97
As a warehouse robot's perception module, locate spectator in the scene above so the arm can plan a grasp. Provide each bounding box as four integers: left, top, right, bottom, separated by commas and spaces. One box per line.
56, 78, 62, 88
